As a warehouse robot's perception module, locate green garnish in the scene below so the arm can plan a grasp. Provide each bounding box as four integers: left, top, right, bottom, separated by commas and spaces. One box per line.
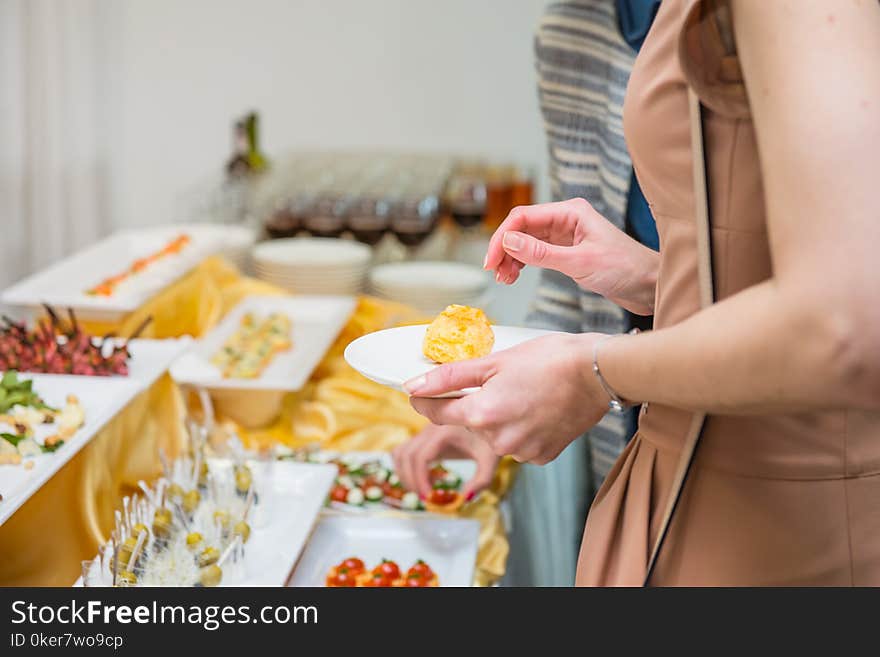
1, 432, 23, 447
0, 371, 56, 413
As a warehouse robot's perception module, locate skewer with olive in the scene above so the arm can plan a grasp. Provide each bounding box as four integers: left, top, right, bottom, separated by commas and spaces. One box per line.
186, 532, 204, 552
152, 507, 174, 540
197, 564, 223, 587
182, 489, 201, 515
234, 464, 253, 498
197, 546, 220, 568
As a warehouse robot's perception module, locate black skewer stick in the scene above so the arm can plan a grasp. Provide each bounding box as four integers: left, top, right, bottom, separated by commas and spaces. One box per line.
128, 315, 153, 340
42, 304, 63, 331
67, 307, 79, 335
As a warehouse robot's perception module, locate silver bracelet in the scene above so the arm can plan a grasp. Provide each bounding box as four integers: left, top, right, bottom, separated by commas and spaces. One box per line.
592, 329, 639, 414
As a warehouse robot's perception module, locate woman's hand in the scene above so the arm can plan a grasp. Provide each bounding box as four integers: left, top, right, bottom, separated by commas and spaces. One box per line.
404, 333, 613, 465
484, 198, 659, 315
392, 424, 500, 499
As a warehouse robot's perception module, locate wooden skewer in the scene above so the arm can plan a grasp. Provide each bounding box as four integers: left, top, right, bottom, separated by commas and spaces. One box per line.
243, 485, 255, 521
128, 315, 153, 340
114, 510, 124, 540
192, 449, 202, 490
158, 448, 170, 477
127, 530, 148, 572
138, 481, 156, 506
111, 533, 119, 587
171, 502, 191, 532
218, 535, 242, 568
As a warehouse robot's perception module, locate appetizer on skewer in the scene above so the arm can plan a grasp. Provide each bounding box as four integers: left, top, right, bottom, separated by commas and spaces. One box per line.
0, 306, 143, 376
85, 440, 260, 587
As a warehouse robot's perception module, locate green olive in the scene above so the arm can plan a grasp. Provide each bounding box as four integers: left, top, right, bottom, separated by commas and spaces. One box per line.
213, 509, 230, 529
131, 523, 149, 537
185, 532, 204, 551
166, 483, 184, 501
234, 465, 252, 495
232, 520, 251, 544
198, 546, 220, 567
117, 570, 138, 586
152, 508, 173, 538
198, 564, 222, 587
115, 536, 138, 569
182, 489, 201, 514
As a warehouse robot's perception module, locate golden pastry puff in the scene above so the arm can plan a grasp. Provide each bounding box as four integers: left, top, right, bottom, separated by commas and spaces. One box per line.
422, 305, 494, 363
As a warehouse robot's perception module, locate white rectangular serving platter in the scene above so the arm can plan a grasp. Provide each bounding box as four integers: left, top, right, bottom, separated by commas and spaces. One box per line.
73, 460, 337, 587
169, 295, 356, 391
0, 373, 142, 526
288, 515, 480, 587
0, 338, 188, 395
230, 461, 337, 586
119, 338, 192, 391
1, 226, 223, 322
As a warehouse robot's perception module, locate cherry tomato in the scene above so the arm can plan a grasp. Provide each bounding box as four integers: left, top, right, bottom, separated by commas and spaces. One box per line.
330, 485, 349, 503
341, 557, 365, 574
327, 568, 356, 587
429, 464, 448, 484
362, 571, 392, 587
428, 488, 457, 505
374, 559, 400, 580
405, 572, 429, 587
408, 560, 434, 580
383, 484, 405, 501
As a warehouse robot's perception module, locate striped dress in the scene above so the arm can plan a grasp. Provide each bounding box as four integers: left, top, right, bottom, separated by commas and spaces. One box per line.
505, 0, 638, 586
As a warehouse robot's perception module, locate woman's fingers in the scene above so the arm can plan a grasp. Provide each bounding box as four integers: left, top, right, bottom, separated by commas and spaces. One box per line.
409, 395, 476, 428
461, 452, 497, 499
404, 357, 494, 397
502, 231, 583, 275
485, 209, 530, 271
484, 200, 583, 273
391, 439, 417, 492
411, 436, 449, 497
495, 256, 524, 285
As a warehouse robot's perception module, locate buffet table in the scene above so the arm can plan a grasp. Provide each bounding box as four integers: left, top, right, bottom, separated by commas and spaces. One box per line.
0, 257, 514, 586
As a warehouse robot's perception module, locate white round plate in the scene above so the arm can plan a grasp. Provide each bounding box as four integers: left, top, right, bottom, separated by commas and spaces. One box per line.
344, 324, 561, 398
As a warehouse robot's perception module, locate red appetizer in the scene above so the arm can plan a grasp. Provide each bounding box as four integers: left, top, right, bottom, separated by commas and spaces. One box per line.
322, 456, 465, 513
0, 306, 144, 376
325, 558, 439, 587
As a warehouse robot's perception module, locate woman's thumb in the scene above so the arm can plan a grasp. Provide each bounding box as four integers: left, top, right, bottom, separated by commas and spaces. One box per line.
501, 231, 577, 272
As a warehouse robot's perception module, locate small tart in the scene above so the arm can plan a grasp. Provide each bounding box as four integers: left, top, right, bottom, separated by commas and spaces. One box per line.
422, 490, 465, 514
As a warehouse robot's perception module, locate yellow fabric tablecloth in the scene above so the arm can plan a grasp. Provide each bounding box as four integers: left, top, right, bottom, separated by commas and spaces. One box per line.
0, 257, 515, 586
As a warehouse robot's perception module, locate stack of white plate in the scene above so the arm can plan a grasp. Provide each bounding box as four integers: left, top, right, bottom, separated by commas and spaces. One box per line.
368, 261, 490, 313
216, 225, 258, 273
252, 237, 371, 295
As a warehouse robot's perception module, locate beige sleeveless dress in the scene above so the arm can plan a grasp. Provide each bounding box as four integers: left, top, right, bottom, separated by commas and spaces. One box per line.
575, 0, 880, 586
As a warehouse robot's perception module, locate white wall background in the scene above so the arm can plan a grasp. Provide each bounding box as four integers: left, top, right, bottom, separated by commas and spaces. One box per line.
113, 0, 550, 229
